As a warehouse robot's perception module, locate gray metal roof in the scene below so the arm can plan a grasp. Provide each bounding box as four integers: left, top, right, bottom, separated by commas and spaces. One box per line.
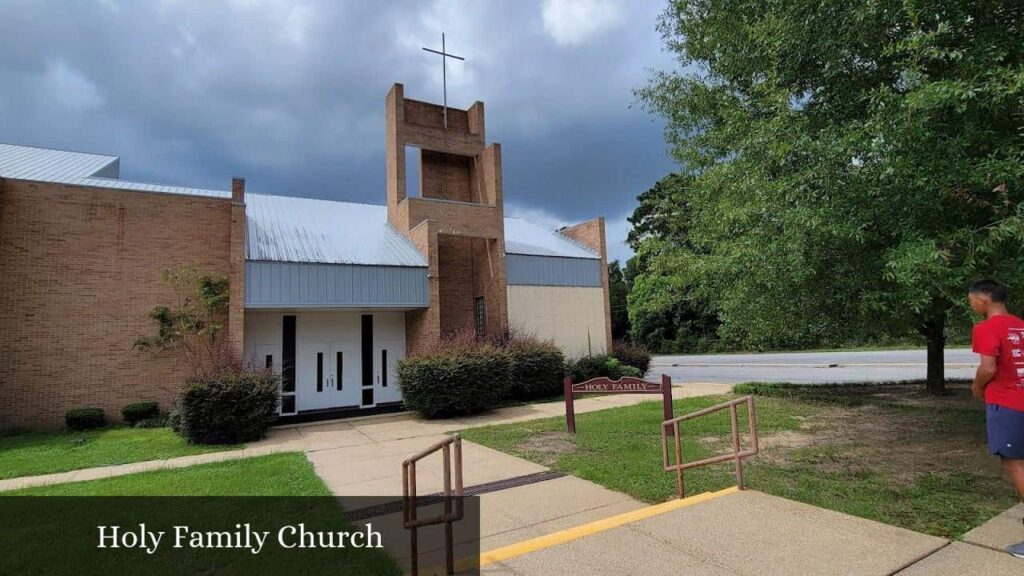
247, 195, 598, 266
246, 194, 428, 267
504, 217, 599, 259
0, 143, 230, 199
0, 143, 118, 180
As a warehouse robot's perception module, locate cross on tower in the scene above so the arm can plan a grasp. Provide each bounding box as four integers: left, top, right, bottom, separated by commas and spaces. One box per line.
422, 33, 465, 130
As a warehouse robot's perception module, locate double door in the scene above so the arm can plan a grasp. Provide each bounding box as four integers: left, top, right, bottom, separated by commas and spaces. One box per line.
297, 312, 404, 411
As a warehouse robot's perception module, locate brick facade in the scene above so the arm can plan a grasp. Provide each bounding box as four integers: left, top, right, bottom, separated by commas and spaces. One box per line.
385, 83, 509, 352
0, 179, 243, 428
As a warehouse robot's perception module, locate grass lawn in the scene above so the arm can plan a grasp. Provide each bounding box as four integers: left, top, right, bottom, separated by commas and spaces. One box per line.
1, 453, 402, 575
460, 382, 1018, 539
0, 426, 238, 480
3, 452, 323, 496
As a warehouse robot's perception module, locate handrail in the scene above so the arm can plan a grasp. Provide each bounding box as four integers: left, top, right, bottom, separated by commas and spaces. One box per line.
661, 395, 758, 499
402, 434, 464, 576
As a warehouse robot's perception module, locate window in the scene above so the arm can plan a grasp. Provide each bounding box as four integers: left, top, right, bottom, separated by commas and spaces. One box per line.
336, 351, 343, 391
381, 350, 388, 387
474, 296, 486, 337
265, 354, 273, 369
316, 352, 324, 393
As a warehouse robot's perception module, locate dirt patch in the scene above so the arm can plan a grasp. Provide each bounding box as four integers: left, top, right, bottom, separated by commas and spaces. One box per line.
515, 431, 578, 467
763, 391, 1004, 487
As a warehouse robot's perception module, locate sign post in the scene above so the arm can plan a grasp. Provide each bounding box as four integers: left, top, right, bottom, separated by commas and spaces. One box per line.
564, 374, 673, 433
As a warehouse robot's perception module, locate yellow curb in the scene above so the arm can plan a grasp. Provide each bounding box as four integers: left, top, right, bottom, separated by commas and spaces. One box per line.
419, 486, 739, 574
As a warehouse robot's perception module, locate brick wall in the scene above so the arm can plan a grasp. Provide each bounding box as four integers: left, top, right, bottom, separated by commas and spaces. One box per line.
0, 179, 239, 428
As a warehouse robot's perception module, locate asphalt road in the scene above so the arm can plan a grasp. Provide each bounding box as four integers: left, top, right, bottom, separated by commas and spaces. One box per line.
653, 348, 978, 384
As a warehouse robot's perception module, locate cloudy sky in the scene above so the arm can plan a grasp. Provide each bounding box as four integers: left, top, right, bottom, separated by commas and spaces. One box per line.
0, 0, 679, 262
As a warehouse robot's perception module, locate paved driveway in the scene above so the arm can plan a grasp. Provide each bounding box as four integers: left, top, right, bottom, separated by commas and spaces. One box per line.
653, 348, 977, 384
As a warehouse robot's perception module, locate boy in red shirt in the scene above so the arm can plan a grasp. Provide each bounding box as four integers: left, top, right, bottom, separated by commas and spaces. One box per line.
969, 279, 1024, 558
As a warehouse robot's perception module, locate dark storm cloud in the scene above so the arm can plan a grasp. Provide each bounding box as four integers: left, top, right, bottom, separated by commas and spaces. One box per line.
0, 0, 678, 262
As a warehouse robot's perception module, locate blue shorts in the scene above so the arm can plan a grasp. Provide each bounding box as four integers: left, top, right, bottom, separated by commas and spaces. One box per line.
987, 404, 1024, 459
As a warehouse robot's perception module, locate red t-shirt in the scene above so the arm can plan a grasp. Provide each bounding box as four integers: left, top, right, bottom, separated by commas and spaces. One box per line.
972, 314, 1024, 411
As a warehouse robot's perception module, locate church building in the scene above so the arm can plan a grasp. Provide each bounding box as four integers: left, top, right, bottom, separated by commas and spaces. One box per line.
0, 84, 611, 426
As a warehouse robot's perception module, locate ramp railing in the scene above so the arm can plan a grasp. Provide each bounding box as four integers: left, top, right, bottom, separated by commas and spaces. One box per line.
403, 434, 464, 576
661, 395, 758, 499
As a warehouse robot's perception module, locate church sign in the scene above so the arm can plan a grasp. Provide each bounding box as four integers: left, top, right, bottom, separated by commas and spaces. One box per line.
563, 375, 673, 433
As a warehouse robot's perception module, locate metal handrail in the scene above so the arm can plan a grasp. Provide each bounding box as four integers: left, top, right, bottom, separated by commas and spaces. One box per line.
661, 395, 759, 499
402, 434, 464, 576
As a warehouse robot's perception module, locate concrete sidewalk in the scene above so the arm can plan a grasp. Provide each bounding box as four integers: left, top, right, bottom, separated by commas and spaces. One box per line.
483, 490, 1023, 576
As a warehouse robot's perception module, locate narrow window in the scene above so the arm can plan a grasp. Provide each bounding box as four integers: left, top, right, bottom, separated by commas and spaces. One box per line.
381, 349, 388, 387
265, 354, 273, 369
474, 296, 486, 337
282, 316, 296, 393
336, 351, 343, 391
316, 352, 323, 392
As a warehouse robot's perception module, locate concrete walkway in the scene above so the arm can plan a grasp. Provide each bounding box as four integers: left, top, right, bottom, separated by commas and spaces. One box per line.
483, 489, 1024, 576
0, 382, 732, 492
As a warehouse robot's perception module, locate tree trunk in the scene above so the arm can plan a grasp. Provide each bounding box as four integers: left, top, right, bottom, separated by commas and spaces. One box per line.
921, 305, 947, 395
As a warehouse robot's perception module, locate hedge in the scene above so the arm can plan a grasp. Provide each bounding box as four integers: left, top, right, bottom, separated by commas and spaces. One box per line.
175, 370, 280, 444
65, 408, 105, 431
121, 401, 160, 426
506, 339, 565, 400
397, 345, 512, 418
566, 354, 643, 382
611, 341, 652, 375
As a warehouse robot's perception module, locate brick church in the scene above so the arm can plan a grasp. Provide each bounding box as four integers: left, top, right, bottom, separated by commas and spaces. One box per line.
0, 84, 611, 427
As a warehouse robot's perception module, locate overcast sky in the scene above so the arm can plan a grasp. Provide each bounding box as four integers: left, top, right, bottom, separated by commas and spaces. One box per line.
0, 0, 679, 263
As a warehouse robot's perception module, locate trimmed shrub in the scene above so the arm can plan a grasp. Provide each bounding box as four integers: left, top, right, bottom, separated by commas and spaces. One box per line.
398, 345, 512, 418
611, 341, 652, 375
506, 339, 565, 400
176, 370, 280, 444
65, 408, 105, 431
133, 415, 169, 428
567, 355, 645, 382
121, 401, 160, 426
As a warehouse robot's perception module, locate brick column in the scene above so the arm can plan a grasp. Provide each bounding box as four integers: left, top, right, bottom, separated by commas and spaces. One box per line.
228, 177, 246, 361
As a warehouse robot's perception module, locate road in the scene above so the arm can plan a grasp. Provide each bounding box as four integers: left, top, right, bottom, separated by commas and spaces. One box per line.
653, 348, 978, 384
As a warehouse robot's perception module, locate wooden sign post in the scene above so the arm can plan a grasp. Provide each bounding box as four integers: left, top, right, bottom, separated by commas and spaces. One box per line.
564, 374, 673, 433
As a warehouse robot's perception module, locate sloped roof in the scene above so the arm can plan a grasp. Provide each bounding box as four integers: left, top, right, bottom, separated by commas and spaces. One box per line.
0, 143, 229, 199
503, 217, 599, 259
246, 194, 428, 267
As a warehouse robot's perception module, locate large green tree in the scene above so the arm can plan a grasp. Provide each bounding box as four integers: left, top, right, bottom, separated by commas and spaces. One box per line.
627, 173, 720, 352
637, 0, 1024, 392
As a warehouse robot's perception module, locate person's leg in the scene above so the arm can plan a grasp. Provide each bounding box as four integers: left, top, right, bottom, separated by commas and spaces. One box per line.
1004, 457, 1024, 501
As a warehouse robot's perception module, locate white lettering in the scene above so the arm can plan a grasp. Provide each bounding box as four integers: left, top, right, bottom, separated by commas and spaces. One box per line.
97, 525, 119, 549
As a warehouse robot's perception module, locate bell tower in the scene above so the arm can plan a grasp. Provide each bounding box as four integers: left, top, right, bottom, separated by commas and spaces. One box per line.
385, 84, 508, 353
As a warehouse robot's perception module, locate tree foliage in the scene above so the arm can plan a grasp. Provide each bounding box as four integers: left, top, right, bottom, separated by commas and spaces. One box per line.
609, 260, 631, 341
636, 0, 1024, 390
626, 173, 720, 352
134, 265, 234, 375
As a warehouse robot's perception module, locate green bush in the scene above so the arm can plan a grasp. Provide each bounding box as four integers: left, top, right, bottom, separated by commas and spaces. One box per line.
65, 408, 105, 431
176, 370, 280, 444
121, 401, 160, 426
397, 345, 512, 418
567, 355, 645, 382
611, 341, 652, 375
506, 339, 565, 400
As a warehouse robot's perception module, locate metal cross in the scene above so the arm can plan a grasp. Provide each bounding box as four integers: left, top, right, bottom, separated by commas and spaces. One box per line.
422, 33, 465, 130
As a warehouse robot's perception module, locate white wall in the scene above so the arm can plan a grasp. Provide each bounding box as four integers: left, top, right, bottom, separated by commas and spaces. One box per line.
507, 285, 608, 357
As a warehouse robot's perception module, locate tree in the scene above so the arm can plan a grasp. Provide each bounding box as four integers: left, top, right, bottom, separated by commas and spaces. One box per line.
637, 0, 1024, 393
609, 260, 631, 341
626, 173, 720, 352
134, 265, 236, 375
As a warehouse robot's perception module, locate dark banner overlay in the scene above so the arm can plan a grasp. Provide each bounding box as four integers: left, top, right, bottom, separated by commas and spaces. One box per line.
0, 496, 481, 575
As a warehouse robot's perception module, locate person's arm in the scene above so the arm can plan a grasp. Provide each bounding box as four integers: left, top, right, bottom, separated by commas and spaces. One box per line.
972, 355, 997, 399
